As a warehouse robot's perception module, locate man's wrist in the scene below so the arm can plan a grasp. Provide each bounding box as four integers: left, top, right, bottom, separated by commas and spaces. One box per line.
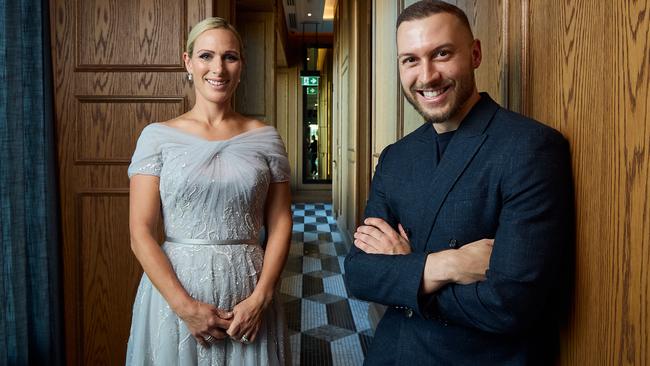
421, 250, 455, 294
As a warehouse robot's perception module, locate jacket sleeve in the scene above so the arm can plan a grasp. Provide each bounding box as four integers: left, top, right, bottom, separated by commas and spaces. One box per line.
344, 145, 428, 310
427, 131, 574, 334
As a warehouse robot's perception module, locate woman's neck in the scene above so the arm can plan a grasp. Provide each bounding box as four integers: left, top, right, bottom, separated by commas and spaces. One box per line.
190, 98, 237, 127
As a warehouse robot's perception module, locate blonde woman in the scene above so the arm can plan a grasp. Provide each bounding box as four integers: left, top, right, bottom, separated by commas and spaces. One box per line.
126, 17, 292, 365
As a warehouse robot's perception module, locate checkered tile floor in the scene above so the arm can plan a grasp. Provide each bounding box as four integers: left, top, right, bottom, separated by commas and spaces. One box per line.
279, 203, 373, 366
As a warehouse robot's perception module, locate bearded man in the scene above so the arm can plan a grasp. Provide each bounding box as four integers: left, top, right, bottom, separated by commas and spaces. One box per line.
345, 1, 574, 365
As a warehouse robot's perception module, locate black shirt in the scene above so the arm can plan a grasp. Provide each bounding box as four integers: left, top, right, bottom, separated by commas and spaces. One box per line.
434, 129, 456, 163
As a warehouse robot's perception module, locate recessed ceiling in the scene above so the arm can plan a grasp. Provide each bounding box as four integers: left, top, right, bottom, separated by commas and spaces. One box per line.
282, 0, 334, 34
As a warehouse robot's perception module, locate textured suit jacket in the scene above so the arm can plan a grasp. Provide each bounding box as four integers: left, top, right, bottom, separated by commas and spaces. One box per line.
344, 94, 573, 365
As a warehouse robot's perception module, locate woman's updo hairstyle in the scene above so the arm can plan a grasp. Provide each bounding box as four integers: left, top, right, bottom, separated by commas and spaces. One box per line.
186, 17, 244, 61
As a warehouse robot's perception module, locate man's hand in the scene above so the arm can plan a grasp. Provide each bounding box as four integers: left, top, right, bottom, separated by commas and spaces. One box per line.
421, 238, 494, 294
353, 218, 411, 255
451, 239, 494, 284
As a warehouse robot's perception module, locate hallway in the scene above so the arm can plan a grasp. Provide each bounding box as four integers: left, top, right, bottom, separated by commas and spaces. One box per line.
280, 203, 373, 366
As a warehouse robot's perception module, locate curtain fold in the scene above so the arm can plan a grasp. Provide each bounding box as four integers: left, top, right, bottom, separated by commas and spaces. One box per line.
1, 0, 64, 364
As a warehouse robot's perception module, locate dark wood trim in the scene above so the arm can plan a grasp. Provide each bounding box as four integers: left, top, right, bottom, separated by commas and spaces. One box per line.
520, 0, 529, 115
74, 65, 186, 72
75, 95, 185, 102
397, 0, 405, 138
214, 0, 236, 22
501, 0, 510, 109
355, 0, 372, 228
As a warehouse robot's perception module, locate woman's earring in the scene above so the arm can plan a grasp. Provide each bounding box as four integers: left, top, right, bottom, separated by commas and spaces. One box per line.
187, 73, 193, 81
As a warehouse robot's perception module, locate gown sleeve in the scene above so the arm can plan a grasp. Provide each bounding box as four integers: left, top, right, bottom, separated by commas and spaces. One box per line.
265, 129, 291, 183
128, 124, 163, 178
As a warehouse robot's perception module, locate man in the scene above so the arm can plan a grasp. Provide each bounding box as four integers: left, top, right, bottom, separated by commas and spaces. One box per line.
309, 135, 318, 176
344, 1, 573, 365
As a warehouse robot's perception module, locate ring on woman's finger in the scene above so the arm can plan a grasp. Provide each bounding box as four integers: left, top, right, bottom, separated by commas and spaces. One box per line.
240, 334, 250, 343
204, 335, 216, 343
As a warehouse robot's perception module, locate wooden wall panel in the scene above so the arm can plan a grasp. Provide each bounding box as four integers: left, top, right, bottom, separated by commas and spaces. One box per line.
525, 1, 650, 364
76, 98, 183, 162
276, 67, 299, 190
460, 0, 502, 102
51, 0, 221, 364
236, 12, 276, 123
400, 0, 425, 136
214, 0, 235, 22
77, 0, 185, 69
372, 0, 400, 150
332, 4, 343, 220
455, 0, 506, 105
78, 193, 141, 366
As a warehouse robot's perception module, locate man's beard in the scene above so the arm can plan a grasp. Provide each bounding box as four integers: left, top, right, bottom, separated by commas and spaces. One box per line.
403, 73, 475, 124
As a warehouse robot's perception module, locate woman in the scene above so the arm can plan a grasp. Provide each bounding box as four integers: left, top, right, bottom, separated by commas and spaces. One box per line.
126, 17, 292, 365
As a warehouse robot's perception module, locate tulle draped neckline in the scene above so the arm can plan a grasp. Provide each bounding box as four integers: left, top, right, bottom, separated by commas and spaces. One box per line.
154, 123, 274, 143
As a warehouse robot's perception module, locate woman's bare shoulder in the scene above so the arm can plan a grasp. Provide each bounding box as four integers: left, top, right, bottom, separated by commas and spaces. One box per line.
242, 117, 269, 130
159, 114, 194, 128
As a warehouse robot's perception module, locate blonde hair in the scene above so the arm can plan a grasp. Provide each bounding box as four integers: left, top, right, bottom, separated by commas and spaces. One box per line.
186, 17, 244, 59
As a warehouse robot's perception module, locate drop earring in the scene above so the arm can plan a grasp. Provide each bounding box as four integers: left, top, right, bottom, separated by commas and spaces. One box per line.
187, 73, 193, 81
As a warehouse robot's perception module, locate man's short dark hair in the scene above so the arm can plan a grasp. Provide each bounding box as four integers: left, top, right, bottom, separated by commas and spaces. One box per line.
396, 0, 473, 38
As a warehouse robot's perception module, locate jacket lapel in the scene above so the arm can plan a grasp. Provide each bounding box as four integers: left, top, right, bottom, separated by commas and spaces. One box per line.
412, 94, 500, 251
410, 123, 438, 189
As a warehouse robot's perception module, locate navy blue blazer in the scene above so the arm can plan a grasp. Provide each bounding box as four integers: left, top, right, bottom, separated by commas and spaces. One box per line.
345, 94, 573, 365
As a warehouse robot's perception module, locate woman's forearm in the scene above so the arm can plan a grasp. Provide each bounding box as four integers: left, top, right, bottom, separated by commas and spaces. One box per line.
252, 211, 292, 306
130, 228, 194, 314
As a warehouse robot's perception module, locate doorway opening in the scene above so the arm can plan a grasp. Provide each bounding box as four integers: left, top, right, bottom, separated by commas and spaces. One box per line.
301, 47, 333, 184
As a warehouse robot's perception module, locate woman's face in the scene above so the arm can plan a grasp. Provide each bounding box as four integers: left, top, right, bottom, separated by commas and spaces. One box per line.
184, 28, 243, 106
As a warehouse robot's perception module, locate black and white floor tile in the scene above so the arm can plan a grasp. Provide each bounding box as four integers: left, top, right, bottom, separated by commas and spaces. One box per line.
279, 203, 374, 366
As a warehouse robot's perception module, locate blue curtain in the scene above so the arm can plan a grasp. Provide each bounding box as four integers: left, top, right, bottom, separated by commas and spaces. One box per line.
0, 0, 64, 364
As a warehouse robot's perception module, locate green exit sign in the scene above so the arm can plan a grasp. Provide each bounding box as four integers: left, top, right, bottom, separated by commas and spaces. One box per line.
301, 76, 320, 86
306, 87, 318, 95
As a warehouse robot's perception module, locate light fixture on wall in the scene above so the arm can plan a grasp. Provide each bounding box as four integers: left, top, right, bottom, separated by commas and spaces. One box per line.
323, 0, 337, 20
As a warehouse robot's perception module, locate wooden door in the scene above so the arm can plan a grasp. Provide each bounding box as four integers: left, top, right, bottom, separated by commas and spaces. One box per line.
333, 0, 349, 225
332, 0, 371, 236
340, 0, 357, 235
51, 1, 232, 364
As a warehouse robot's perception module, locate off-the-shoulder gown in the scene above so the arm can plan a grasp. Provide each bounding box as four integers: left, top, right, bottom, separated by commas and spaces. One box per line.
126, 123, 291, 366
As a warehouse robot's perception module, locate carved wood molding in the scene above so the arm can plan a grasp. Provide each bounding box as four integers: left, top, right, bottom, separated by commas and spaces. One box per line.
74, 0, 188, 72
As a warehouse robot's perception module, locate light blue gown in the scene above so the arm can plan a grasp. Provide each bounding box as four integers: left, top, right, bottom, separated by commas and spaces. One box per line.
126, 124, 291, 365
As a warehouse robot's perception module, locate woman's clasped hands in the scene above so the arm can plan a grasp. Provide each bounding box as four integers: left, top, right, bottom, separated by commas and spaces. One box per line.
178, 299, 233, 346
178, 294, 269, 347
226, 291, 270, 345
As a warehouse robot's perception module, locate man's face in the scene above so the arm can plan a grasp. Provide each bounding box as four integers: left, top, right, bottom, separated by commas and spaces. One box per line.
397, 13, 481, 125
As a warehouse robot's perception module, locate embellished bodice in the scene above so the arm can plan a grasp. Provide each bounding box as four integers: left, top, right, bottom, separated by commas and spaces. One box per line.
128, 123, 290, 241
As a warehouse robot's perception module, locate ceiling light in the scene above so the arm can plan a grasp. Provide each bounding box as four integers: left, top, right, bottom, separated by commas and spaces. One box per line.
307, 12, 312, 17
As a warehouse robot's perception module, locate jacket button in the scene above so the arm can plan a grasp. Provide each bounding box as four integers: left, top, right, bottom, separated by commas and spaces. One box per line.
448, 238, 458, 248
405, 309, 413, 318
